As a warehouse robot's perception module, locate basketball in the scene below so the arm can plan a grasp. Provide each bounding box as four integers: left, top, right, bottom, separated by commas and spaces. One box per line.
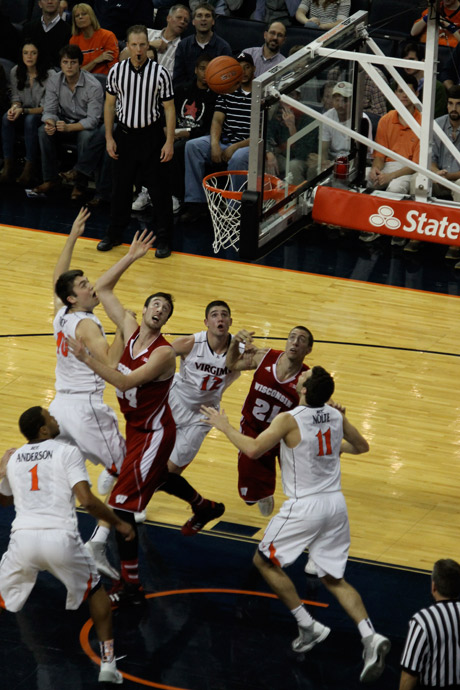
205, 56, 243, 94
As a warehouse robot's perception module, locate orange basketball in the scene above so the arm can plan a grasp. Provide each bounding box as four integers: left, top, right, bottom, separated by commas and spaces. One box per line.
205, 56, 243, 94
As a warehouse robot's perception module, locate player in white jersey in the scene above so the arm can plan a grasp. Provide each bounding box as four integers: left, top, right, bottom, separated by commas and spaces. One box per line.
168, 300, 239, 474
201, 366, 391, 684
50, 207, 126, 579
0, 406, 134, 685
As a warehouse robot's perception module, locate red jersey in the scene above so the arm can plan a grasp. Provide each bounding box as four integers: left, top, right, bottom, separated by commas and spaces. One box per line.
116, 328, 174, 430
241, 349, 308, 433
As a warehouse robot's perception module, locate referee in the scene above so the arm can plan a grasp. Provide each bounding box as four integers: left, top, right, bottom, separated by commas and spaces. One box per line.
400, 558, 460, 689
98, 24, 175, 258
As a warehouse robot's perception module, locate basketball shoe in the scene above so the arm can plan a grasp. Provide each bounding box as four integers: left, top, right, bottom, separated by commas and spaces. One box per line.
257, 496, 274, 516
98, 659, 123, 684
85, 541, 120, 580
360, 633, 391, 683
292, 621, 331, 652
108, 580, 145, 606
181, 500, 225, 536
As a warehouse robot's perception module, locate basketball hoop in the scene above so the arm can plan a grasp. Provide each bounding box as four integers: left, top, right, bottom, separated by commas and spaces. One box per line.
202, 170, 295, 253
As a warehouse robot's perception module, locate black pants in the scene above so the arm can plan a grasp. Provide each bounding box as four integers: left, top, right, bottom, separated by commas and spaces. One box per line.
108, 122, 173, 244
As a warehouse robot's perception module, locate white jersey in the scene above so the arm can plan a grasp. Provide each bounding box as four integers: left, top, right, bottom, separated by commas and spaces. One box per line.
53, 306, 105, 394
169, 331, 239, 417
0, 438, 89, 532
280, 404, 343, 498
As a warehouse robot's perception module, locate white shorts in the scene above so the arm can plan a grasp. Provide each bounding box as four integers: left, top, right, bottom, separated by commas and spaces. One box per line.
258, 491, 350, 580
169, 422, 209, 468
50, 393, 125, 472
0, 529, 100, 612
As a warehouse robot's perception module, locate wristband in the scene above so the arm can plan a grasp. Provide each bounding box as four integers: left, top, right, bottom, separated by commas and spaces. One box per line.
446, 22, 458, 33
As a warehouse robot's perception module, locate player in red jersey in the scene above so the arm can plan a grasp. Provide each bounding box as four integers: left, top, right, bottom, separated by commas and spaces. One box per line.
69, 231, 224, 604
226, 326, 313, 516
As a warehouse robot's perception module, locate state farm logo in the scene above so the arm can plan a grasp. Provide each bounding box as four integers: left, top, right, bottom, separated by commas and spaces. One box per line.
369, 205, 401, 230
367, 205, 460, 241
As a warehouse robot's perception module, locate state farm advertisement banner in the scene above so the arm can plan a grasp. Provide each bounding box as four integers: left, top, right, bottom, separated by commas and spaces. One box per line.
312, 186, 460, 246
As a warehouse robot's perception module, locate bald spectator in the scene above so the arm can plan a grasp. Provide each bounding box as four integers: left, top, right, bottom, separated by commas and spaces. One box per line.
244, 21, 287, 77
173, 3, 232, 88
24, 0, 72, 67
253, 0, 300, 27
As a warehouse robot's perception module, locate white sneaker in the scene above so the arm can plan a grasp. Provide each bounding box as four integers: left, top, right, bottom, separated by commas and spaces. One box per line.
134, 510, 146, 523
304, 557, 318, 576
97, 468, 117, 495
98, 660, 123, 684
292, 621, 331, 653
445, 245, 460, 259
257, 496, 274, 516
132, 187, 151, 211
85, 541, 120, 580
390, 236, 406, 246
172, 195, 182, 214
404, 239, 421, 253
360, 633, 391, 683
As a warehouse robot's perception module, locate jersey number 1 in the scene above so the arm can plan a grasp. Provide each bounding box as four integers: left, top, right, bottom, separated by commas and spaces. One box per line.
316, 428, 332, 456
29, 464, 40, 491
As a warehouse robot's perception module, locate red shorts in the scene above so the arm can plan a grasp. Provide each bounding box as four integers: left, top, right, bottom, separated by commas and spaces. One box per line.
109, 419, 175, 513
237, 420, 279, 503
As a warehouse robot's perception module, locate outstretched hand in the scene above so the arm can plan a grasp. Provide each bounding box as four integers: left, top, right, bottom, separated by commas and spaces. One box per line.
69, 206, 91, 238
200, 405, 229, 431
329, 400, 346, 416
67, 335, 88, 362
127, 229, 155, 261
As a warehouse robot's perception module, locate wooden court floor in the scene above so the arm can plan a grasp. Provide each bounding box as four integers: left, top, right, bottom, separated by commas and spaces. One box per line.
0, 224, 459, 573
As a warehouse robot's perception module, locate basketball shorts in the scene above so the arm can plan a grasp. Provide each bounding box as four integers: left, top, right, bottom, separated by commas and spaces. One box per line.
258, 491, 350, 580
0, 529, 100, 612
238, 420, 279, 503
50, 392, 125, 473
109, 421, 176, 513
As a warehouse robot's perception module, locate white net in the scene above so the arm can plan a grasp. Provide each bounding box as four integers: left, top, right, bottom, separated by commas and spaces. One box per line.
203, 171, 283, 253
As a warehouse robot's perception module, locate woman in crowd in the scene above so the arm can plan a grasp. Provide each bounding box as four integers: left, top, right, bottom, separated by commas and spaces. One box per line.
1, 41, 53, 187
69, 4, 119, 75
295, 0, 350, 31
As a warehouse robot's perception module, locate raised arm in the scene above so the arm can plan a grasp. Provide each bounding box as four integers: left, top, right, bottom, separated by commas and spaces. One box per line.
69, 337, 176, 391
94, 229, 155, 340
330, 402, 369, 455
52, 207, 91, 314
172, 334, 195, 357
226, 329, 267, 371
200, 407, 296, 458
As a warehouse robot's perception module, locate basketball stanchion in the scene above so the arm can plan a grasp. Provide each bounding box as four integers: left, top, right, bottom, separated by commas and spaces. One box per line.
202, 170, 296, 253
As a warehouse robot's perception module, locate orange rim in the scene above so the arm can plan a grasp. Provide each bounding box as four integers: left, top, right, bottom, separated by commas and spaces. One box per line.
202, 170, 288, 201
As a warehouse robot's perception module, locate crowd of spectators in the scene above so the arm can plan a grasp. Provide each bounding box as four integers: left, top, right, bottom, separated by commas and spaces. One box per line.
1, 0, 460, 259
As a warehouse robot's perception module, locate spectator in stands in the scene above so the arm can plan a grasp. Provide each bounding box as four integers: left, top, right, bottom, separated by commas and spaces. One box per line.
32, 44, 105, 199
0, 42, 54, 187
296, 0, 350, 30
24, 0, 72, 67
362, 74, 420, 244
120, 4, 191, 74
59, 1, 72, 23
428, 85, 460, 261
92, 0, 154, 40
402, 43, 447, 119
411, 0, 460, 48
308, 80, 353, 177
266, 92, 318, 184
180, 51, 255, 223
69, 3, 119, 75
400, 559, 460, 689
189, 0, 244, 16
173, 3, 232, 87
253, 0, 300, 26
244, 21, 287, 77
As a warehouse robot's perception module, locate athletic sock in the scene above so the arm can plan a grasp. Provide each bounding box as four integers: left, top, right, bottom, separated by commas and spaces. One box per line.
99, 639, 115, 664
291, 604, 314, 627
160, 473, 203, 505
89, 525, 110, 544
358, 618, 375, 639
121, 558, 140, 586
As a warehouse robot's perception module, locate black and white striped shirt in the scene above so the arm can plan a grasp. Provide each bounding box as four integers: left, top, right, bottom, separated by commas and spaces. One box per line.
401, 600, 460, 688
215, 88, 252, 145
106, 58, 174, 129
